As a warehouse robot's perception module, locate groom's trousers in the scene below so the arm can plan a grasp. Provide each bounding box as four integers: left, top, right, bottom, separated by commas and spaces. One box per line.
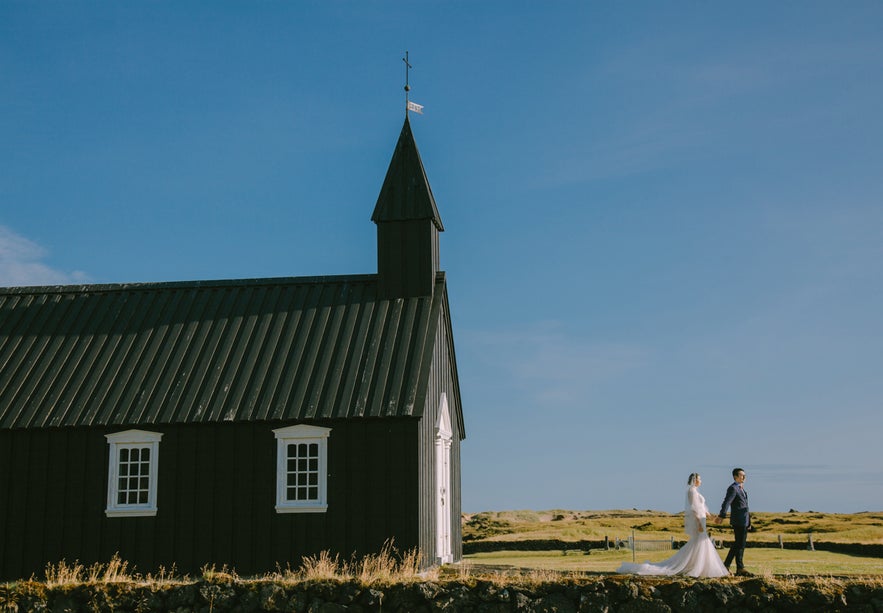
724, 525, 748, 570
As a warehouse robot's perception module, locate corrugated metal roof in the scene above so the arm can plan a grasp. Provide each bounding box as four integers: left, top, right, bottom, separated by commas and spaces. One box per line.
0, 273, 448, 429
372, 116, 444, 231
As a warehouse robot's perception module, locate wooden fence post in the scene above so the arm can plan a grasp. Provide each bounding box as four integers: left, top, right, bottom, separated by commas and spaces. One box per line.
807, 533, 815, 551
778, 534, 783, 549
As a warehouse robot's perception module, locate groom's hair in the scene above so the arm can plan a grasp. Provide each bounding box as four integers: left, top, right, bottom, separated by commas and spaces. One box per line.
732, 467, 744, 478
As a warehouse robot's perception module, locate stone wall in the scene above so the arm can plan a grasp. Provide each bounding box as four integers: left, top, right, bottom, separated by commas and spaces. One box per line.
3, 575, 883, 612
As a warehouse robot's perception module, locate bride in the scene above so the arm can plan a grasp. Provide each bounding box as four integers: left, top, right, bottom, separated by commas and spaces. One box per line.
617, 473, 729, 578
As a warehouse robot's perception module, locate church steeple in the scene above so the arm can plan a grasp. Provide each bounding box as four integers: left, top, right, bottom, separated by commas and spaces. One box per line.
372, 116, 444, 298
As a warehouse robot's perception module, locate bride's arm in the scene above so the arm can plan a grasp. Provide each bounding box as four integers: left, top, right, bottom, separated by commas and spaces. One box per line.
687, 488, 705, 531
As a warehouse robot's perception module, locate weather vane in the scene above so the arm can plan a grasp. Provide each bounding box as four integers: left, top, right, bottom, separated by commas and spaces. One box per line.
403, 51, 424, 115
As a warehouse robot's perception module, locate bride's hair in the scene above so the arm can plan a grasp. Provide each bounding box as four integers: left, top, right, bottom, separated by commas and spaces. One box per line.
687, 473, 700, 486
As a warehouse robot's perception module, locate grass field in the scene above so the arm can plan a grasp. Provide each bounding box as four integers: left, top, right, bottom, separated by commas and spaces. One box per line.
463, 509, 883, 545
462, 509, 883, 576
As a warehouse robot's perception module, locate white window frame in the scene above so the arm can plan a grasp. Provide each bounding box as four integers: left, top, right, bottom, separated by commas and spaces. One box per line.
105, 429, 163, 517
273, 424, 331, 513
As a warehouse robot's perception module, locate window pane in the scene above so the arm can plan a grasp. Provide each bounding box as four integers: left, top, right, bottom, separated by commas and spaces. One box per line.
110, 440, 159, 510
278, 435, 326, 507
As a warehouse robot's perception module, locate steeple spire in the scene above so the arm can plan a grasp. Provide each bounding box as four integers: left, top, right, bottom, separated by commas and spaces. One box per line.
372, 117, 444, 298
372, 117, 443, 230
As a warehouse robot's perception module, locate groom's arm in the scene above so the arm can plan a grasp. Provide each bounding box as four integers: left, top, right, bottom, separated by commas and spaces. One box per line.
719, 484, 737, 519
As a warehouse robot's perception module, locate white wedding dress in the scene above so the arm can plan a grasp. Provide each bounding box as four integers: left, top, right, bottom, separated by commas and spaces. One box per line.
617, 486, 729, 578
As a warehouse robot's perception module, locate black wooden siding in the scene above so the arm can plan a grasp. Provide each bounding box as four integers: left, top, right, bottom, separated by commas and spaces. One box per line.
0, 419, 422, 580
376, 220, 441, 299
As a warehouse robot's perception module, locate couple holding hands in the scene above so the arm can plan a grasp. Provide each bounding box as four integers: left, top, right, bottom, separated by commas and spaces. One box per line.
618, 468, 752, 578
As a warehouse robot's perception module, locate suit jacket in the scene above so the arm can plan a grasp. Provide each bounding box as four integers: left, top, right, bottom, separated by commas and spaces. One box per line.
719, 482, 750, 527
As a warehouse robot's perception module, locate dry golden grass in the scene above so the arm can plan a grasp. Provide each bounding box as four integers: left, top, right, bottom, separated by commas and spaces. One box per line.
276, 539, 431, 584
27, 522, 573, 588
42, 554, 181, 588
34, 540, 429, 589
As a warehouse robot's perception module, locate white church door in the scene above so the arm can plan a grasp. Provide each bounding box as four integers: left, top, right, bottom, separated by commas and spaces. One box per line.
435, 393, 453, 564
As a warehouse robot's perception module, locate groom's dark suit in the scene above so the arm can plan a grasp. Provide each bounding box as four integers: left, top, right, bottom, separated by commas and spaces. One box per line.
719, 482, 750, 571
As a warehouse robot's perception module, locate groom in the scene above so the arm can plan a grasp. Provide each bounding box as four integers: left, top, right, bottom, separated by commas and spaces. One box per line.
715, 467, 752, 576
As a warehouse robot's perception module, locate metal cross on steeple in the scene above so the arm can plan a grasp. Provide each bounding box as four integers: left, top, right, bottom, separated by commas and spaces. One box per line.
402, 51, 423, 115
403, 51, 412, 100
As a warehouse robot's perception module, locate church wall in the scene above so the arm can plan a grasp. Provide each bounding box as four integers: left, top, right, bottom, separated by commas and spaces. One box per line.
0, 419, 421, 580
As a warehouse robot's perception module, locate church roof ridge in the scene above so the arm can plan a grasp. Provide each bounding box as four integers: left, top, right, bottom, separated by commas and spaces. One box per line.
0, 273, 380, 296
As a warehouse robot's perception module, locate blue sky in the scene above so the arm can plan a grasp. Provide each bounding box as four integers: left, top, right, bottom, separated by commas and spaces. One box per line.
2, 2, 881, 514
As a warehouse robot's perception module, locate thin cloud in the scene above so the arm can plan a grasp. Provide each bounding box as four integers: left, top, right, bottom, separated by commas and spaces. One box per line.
0, 225, 89, 287
465, 321, 648, 405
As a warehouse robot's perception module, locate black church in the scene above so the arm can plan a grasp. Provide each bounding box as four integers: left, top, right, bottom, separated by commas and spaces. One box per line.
0, 117, 465, 579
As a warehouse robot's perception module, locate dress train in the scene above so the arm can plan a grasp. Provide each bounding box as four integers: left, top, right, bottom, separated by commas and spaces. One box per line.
616, 529, 729, 577
617, 485, 729, 578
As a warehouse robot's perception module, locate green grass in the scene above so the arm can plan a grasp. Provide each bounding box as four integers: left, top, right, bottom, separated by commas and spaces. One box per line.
463, 547, 883, 576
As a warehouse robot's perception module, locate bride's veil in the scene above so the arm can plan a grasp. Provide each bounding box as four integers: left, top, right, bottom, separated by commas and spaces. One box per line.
683, 474, 705, 535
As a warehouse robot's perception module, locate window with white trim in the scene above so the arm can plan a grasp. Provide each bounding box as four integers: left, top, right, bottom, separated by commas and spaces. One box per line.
105, 429, 162, 517
273, 424, 330, 513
